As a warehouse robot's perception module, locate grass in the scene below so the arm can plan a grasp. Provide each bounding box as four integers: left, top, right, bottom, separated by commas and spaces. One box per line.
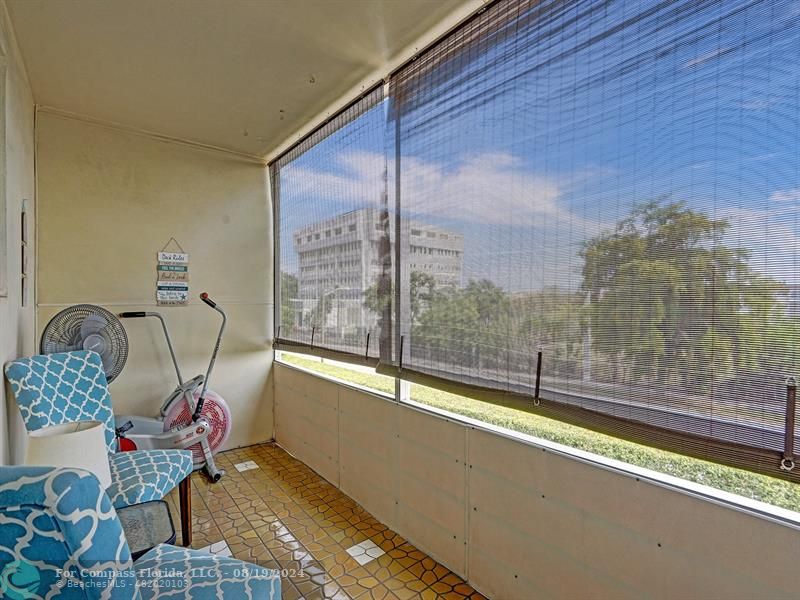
280, 353, 800, 513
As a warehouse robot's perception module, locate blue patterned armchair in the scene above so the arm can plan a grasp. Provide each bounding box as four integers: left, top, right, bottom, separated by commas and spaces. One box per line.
0, 466, 280, 599
4, 351, 195, 542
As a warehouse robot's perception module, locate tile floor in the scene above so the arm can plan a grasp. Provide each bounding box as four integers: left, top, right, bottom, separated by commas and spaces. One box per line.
164, 442, 486, 600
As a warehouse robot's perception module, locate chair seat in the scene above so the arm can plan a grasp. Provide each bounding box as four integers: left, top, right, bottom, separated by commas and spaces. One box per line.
135, 544, 281, 599
5, 351, 195, 513
108, 449, 193, 509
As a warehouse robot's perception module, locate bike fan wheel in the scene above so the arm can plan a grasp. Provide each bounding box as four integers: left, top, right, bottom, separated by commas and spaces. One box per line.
163, 389, 232, 468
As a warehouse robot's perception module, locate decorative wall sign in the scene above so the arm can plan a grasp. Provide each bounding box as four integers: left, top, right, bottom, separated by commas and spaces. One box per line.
157, 262, 189, 282
157, 239, 189, 306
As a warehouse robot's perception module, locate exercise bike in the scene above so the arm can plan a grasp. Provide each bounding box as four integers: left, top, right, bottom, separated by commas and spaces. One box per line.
114, 293, 231, 482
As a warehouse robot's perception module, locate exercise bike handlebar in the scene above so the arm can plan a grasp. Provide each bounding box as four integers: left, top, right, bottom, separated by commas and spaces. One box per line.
118, 311, 184, 384
118, 298, 226, 423
200, 292, 216, 308
193, 292, 227, 422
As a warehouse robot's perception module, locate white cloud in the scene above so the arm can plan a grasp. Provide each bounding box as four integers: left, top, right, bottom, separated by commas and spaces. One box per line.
769, 188, 800, 202
740, 98, 776, 111
281, 151, 800, 287
282, 150, 602, 232
282, 150, 385, 205
401, 152, 562, 226
717, 205, 800, 284
684, 47, 731, 68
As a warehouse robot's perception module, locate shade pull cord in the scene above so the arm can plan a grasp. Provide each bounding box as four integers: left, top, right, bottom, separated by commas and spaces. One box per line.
781, 377, 797, 471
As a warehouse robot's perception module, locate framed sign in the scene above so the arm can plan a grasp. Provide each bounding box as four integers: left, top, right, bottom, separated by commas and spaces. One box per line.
156, 240, 189, 305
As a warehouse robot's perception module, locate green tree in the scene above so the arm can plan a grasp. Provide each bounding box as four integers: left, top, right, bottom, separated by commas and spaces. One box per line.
280, 272, 299, 331
512, 288, 584, 377
413, 279, 512, 371
364, 271, 439, 325
310, 288, 335, 328
581, 200, 787, 393
409, 271, 437, 323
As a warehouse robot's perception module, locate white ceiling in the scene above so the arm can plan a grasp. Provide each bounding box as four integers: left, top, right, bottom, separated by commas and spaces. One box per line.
7, 0, 468, 158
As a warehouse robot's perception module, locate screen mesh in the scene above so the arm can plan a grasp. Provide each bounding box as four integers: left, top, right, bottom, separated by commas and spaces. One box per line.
274, 0, 800, 479
272, 86, 392, 360
387, 0, 800, 469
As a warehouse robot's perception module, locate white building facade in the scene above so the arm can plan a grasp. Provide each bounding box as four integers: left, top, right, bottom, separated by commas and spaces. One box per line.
292, 208, 464, 333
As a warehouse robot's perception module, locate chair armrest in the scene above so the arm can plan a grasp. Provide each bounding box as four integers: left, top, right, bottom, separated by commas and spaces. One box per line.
0, 466, 137, 600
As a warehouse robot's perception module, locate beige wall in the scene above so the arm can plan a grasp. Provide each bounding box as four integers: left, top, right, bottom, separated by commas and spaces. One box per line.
0, 1, 35, 465
36, 112, 274, 453
275, 363, 799, 600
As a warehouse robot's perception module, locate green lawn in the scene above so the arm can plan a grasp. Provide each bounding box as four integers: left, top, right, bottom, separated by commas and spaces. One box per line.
280, 353, 800, 512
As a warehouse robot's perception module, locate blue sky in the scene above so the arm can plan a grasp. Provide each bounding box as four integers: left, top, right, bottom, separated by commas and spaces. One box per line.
278, 0, 800, 291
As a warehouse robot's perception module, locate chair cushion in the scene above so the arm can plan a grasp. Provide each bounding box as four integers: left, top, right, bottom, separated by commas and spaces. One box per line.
0, 466, 139, 600
134, 544, 281, 599
5, 351, 116, 453
108, 450, 193, 509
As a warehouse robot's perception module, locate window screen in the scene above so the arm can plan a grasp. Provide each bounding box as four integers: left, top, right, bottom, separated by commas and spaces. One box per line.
274, 0, 800, 481
385, 0, 800, 479
272, 86, 392, 360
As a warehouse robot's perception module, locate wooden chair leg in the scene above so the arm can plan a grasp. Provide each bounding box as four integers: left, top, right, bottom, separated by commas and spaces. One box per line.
178, 475, 192, 547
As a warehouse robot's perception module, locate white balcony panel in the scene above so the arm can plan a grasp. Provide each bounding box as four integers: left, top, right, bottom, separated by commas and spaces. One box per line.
275, 365, 339, 485
275, 364, 798, 599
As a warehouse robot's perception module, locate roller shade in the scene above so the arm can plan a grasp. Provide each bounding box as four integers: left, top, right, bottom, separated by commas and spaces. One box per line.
271, 86, 392, 362
274, 0, 800, 482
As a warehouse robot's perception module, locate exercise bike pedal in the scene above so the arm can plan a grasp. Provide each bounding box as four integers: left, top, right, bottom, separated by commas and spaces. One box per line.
115, 420, 134, 437
200, 467, 225, 483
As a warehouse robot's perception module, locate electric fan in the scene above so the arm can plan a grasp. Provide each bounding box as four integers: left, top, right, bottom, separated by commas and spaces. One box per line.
40, 304, 128, 382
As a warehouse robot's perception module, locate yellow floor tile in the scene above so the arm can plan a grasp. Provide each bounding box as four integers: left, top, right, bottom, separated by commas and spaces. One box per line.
167, 442, 484, 599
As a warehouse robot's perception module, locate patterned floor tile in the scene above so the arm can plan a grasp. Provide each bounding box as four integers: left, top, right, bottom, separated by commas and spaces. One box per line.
346, 539, 386, 565
235, 460, 260, 472
196, 540, 233, 557
168, 442, 484, 599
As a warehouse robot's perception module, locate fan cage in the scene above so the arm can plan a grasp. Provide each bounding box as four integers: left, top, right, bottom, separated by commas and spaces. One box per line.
40, 304, 129, 383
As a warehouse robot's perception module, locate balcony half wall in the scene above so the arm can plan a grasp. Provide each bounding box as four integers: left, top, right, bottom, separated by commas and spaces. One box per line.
275, 361, 798, 599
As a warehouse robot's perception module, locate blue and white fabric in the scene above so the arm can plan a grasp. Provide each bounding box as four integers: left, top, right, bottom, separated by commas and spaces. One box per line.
107, 451, 194, 509
5, 351, 193, 510
0, 466, 138, 600
5, 351, 117, 453
134, 544, 280, 599
0, 466, 280, 599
